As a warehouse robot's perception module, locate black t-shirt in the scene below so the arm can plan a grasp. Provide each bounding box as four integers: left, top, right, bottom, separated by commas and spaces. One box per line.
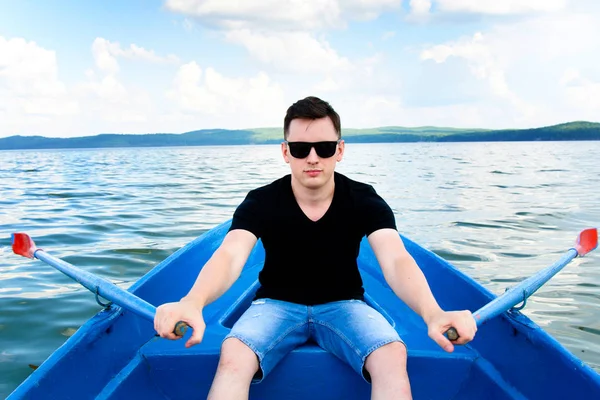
228, 172, 397, 305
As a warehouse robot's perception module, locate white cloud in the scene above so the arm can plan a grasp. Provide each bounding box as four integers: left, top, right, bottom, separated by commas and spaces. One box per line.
0, 33, 292, 137
420, 31, 540, 123
77, 39, 174, 127
165, 0, 402, 31
92, 38, 179, 73
165, 1, 395, 83
420, 32, 520, 102
565, 81, 600, 113
559, 67, 581, 86
364, 95, 402, 115
482, 12, 600, 126
79, 37, 190, 127
166, 0, 564, 30
3, 1, 599, 138
434, 0, 567, 15
313, 77, 341, 92
167, 61, 286, 128
342, 0, 403, 21
333, 94, 532, 130
126, 44, 180, 64
302, 51, 387, 99
409, 0, 432, 19
415, 6, 600, 128
165, 0, 342, 31
225, 30, 352, 74
92, 38, 120, 74
560, 68, 600, 113
76, 74, 127, 102
84, 40, 141, 116
0, 36, 186, 137
0, 37, 74, 107
0, 36, 78, 136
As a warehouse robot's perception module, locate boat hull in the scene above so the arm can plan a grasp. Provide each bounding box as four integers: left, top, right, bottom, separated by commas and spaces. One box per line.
8, 221, 600, 399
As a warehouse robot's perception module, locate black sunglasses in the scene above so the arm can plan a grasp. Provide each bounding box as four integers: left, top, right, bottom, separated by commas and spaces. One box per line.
285, 140, 340, 159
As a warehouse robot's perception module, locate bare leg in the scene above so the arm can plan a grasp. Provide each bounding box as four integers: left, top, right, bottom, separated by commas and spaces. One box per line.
364, 342, 412, 400
207, 338, 260, 400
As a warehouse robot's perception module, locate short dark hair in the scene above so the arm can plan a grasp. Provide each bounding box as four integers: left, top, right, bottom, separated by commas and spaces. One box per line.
283, 96, 341, 139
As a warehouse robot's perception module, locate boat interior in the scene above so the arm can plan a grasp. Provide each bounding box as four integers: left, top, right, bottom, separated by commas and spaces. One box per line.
13, 223, 598, 399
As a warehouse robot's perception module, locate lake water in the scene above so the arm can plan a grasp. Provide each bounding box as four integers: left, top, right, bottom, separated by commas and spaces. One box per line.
1, 142, 599, 397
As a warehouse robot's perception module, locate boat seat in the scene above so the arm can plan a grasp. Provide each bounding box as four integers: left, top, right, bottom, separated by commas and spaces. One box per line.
140, 270, 479, 359
126, 269, 496, 400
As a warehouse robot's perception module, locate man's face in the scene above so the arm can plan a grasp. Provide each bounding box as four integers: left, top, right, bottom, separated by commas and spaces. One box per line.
281, 117, 344, 190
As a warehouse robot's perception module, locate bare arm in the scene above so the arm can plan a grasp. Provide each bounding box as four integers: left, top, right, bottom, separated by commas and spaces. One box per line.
367, 228, 443, 323
155, 228, 257, 346
182, 229, 258, 308
367, 228, 476, 351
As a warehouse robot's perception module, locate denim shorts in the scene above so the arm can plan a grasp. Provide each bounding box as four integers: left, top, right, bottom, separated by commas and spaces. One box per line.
223, 298, 404, 383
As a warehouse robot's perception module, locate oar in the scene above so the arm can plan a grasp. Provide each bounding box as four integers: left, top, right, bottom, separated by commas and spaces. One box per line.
446, 228, 598, 341
11, 232, 188, 337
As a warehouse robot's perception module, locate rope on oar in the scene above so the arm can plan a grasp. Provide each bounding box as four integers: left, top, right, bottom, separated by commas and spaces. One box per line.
95, 286, 113, 308
509, 289, 527, 311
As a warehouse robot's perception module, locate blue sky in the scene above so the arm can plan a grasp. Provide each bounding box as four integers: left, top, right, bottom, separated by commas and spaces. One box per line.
1, 0, 599, 138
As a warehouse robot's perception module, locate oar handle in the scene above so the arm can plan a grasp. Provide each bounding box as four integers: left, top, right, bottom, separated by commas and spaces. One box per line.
446, 327, 459, 341
174, 321, 189, 337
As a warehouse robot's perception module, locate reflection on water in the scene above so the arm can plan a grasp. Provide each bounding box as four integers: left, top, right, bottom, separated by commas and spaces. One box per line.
1, 142, 599, 396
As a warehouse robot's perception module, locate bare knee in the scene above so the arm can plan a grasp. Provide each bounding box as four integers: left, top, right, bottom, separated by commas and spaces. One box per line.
208, 338, 260, 399
364, 341, 408, 379
218, 338, 260, 378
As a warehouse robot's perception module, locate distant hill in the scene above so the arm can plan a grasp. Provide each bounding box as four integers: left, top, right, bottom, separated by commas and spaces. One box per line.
436, 121, 600, 142
1, 121, 599, 150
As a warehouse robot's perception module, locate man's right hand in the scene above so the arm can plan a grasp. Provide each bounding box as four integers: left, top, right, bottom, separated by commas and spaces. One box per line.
154, 300, 206, 348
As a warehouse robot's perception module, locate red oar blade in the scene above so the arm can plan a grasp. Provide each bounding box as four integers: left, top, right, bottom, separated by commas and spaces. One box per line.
575, 228, 598, 256
11, 233, 38, 259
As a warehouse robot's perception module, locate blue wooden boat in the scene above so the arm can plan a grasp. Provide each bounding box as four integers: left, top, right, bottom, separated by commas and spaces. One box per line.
8, 221, 600, 399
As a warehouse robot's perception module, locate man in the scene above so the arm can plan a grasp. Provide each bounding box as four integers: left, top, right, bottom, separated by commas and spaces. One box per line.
154, 96, 477, 400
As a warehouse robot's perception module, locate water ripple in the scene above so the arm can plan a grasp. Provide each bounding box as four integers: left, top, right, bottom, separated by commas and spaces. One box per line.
1, 142, 599, 397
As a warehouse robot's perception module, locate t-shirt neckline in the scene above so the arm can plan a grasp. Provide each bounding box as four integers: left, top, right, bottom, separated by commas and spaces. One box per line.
286, 173, 339, 224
